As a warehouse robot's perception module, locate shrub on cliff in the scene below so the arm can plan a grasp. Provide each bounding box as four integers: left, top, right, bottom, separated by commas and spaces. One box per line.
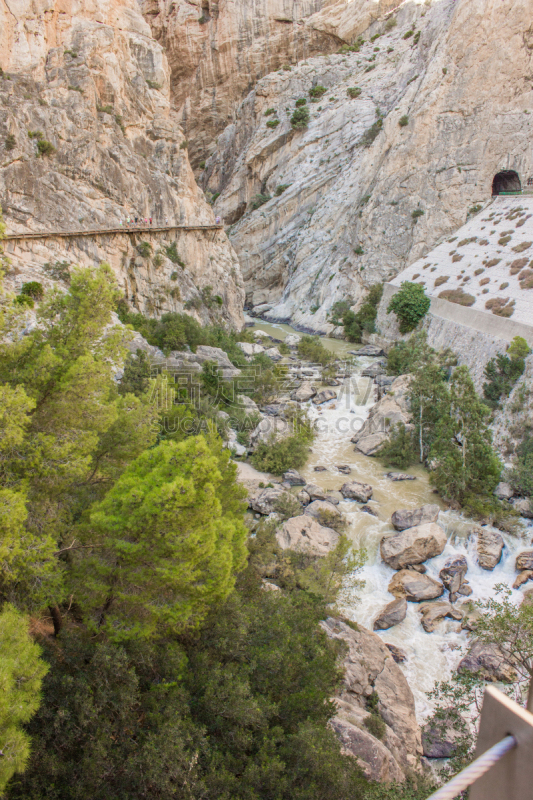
483, 337, 530, 409
290, 106, 310, 130
297, 335, 334, 365
387, 281, 430, 333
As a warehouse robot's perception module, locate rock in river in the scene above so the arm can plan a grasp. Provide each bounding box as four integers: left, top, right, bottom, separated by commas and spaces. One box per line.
313, 389, 337, 405
516, 551, 533, 570
373, 598, 408, 631
418, 602, 463, 633
475, 528, 504, 570
304, 499, 343, 524
380, 523, 447, 570
282, 469, 305, 486
341, 481, 373, 503
389, 570, 445, 602
291, 381, 317, 402
276, 515, 339, 556
387, 472, 416, 482
249, 486, 286, 515
391, 504, 440, 532
458, 641, 515, 682
439, 555, 468, 600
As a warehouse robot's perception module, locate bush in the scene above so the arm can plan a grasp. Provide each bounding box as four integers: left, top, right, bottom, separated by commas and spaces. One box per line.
483, 337, 530, 409
96, 104, 113, 114
275, 184, 290, 196
403, 29, 414, 39
364, 714, 386, 740
297, 335, 334, 366
37, 139, 55, 156
509, 436, 533, 497
387, 281, 430, 333
14, 294, 34, 308
411, 208, 424, 222
251, 193, 271, 210
295, 98, 307, 107
359, 117, 382, 147
43, 260, 71, 282
377, 423, 416, 469
399, 114, 409, 127
347, 87, 362, 99
164, 242, 185, 267
264, 108, 276, 116
384, 16, 397, 31
266, 119, 279, 129
146, 79, 162, 89
5, 134, 16, 151
439, 288, 475, 307
137, 241, 152, 258
290, 106, 310, 130
251, 436, 310, 474
309, 85, 326, 99
20, 281, 44, 300
273, 492, 303, 520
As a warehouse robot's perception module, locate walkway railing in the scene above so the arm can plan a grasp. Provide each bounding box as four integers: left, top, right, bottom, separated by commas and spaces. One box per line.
3, 223, 224, 242
426, 686, 533, 800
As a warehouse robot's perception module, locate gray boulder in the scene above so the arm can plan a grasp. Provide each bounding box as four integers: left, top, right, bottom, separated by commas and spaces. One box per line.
458, 641, 515, 682
291, 381, 317, 402
418, 602, 463, 633
494, 482, 514, 500
373, 598, 408, 631
341, 481, 373, 503
283, 469, 305, 486
422, 719, 460, 758
284, 333, 301, 346
236, 394, 260, 414
354, 432, 388, 456
389, 570, 444, 602
475, 528, 504, 570
304, 500, 343, 524
513, 497, 533, 518
337, 465, 352, 475
304, 483, 330, 502
194, 345, 241, 379
313, 389, 337, 405
439, 555, 468, 600
380, 523, 447, 570
354, 345, 385, 357
391, 504, 440, 531
361, 361, 385, 378
387, 472, 416, 482
513, 570, 533, 589
276, 515, 339, 556
249, 486, 286, 515
237, 341, 265, 357
264, 347, 282, 361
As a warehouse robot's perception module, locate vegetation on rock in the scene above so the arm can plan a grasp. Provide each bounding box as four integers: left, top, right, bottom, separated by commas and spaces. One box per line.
387, 281, 430, 333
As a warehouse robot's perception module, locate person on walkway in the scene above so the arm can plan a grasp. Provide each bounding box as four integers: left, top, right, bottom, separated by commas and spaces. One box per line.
215, 216, 221, 225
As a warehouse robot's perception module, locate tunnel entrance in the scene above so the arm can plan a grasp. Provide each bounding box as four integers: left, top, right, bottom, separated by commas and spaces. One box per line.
492, 170, 521, 195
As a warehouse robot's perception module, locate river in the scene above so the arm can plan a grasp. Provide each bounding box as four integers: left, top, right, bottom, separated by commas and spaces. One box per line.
251, 320, 531, 723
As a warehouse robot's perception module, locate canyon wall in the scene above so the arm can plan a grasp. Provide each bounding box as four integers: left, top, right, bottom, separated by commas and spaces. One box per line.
0, 0, 244, 326
140, 0, 400, 166
198, 0, 533, 331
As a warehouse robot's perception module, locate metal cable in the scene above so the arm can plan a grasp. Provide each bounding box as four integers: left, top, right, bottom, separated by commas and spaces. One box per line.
425, 734, 516, 800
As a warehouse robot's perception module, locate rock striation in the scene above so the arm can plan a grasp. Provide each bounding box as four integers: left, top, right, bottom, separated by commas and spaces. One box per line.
0, 0, 244, 328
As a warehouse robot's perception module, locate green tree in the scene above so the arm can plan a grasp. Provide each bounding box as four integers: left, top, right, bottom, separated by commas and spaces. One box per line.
430, 366, 501, 503
483, 337, 530, 409
74, 435, 248, 640
410, 361, 450, 463
118, 348, 151, 397
377, 423, 417, 469
0, 605, 48, 794
387, 282, 431, 333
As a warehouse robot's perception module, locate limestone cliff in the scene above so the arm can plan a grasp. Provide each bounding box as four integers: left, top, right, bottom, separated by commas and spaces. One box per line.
140, 0, 400, 167
0, 0, 244, 327
201, 0, 533, 331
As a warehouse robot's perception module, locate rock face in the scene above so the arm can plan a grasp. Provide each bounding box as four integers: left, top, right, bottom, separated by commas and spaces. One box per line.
380, 523, 447, 570
0, 0, 244, 328
276, 515, 339, 555
341, 481, 373, 503
475, 528, 505, 571
373, 598, 407, 631
201, 0, 533, 330
389, 570, 444, 602
322, 618, 422, 781
422, 720, 460, 759
391, 504, 440, 532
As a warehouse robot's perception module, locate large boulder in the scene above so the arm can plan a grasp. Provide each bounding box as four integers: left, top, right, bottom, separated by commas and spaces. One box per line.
418, 602, 463, 633
304, 499, 343, 524
194, 345, 241, 379
264, 347, 282, 361
249, 486, 286, 515
354, 433, 388, 456
284, 333, 301, 346
237, 341, 265, 357
516, 551, 533, 570
341, 481, 373, 503
458, 641, 515, 682
439, 555, 468, 600
391, 504, 440, 532
389, 570, 444, 602
236, 394, 260, 414
513, 497, 533, 518
373, 598, 408, 631
475, 528, 504, 570
291, 381, 317, 402
354, 345, 385, 357
330, 718, 404, 783
322, 618, 422, 778
513, 570, 533, 589
380, 523, 447, 570
494, 482, 514, 500
313, 389, 338, 405
422, 719, 460, 758
361, 361, 385, 378
283, 469, 305, 486
304, 483, 330, 502
249, 416, 291, 448
276, 515, 339, 556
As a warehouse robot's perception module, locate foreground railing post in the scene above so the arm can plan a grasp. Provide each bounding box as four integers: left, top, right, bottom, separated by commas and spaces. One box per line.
469, 685, 533, 800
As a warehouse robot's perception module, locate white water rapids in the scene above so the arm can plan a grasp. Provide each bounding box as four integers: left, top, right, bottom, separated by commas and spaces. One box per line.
252, 321, 532, 723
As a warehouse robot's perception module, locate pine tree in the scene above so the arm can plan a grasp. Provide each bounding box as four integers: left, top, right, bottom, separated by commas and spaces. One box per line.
0, 605, 48, 794
74, 435, 248, 640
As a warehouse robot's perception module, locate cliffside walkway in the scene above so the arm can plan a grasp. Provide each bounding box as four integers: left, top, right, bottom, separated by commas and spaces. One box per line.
4, 224, 224, 242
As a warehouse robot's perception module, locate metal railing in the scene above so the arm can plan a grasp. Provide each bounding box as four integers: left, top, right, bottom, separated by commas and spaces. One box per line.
3, 223, 224, 242
426, 685, 533, 800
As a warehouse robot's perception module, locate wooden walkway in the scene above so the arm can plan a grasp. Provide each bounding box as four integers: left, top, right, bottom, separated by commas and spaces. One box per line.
4, 224, 224, 242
